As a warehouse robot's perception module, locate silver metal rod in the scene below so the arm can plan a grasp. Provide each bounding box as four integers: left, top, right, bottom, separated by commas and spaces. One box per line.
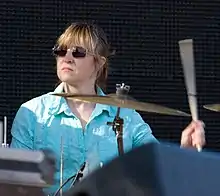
3, 116, 7, 145
0, 121, 3, 145
60, 136, 63, 196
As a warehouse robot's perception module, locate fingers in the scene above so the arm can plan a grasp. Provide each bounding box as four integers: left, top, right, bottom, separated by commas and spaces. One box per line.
181, 120, 206, 150
182, 120, 204, 136
192, 122, 206, 149
182, 121, 196, 137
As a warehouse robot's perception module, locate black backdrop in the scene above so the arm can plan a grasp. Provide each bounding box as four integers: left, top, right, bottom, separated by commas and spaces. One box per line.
1, 0, 220, 151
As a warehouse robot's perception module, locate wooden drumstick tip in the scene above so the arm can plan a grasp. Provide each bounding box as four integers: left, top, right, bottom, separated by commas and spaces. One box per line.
197, 145, 202, 152
178, 39, 193, 44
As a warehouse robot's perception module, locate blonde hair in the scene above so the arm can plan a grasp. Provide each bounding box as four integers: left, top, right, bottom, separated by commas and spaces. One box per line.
55, 22, 113, 90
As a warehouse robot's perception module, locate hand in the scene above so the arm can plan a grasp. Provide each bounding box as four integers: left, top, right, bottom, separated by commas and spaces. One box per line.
180, 120, 206, 151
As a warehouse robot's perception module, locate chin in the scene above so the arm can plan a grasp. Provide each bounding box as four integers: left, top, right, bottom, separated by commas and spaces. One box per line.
59, 76, 79, 85
59, 73, 73, 81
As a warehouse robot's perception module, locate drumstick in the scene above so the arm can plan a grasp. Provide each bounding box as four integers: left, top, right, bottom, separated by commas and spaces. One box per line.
178, 39, 202, 152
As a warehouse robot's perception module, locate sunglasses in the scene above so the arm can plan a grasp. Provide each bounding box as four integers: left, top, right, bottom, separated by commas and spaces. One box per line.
52, 46, 88, 58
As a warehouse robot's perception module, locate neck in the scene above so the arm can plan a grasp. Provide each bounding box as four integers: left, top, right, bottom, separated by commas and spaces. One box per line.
63, 82, 97, 95
63, 81, 97, 109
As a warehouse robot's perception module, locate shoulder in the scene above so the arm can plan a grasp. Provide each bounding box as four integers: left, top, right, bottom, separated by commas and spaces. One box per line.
108, 106, 149, 130
21, 82, 64, 113
22, 92, 57, 109
17, 92, 60, 118
117, 107, 152, 132
116, 107, 145, 123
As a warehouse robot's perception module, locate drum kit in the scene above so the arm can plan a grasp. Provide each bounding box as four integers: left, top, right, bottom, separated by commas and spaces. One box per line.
0, 39, 219, 196
51, 39, 220, 196
54, 83, 191, 156
53, 83, 219, 153
53, 38, 218, 154
203, 103, 220, 112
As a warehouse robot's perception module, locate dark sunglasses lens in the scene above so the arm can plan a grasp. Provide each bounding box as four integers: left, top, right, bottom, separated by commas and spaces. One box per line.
72, 47, 86, 58
53, 49, 67, 57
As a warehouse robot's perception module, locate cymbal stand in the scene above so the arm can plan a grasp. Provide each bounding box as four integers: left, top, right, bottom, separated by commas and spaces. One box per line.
1, 116, 8, 148
107, 83, 130, 156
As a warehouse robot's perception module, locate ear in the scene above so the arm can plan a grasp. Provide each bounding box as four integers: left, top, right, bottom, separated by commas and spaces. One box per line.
98, 56, 106, 68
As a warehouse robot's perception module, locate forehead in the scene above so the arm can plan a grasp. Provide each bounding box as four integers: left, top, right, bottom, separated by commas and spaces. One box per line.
57, 25, 95, 51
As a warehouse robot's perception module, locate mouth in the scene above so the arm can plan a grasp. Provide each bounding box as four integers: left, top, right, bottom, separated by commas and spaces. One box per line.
61, 67, 73, 71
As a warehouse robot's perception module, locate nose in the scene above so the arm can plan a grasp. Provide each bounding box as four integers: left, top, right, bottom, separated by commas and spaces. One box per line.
63, 49, 74, 63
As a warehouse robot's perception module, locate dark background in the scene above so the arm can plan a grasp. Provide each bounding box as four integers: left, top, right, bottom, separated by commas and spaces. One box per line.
0, 0, 220, 151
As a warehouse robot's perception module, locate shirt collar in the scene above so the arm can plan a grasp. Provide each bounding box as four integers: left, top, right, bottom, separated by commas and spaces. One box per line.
49, 82, 116, 117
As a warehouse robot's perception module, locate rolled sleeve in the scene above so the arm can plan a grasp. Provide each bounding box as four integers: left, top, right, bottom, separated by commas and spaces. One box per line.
131, 111, 158, 148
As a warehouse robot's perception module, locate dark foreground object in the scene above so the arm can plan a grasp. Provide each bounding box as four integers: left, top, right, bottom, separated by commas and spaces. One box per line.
65, 142, 220, 196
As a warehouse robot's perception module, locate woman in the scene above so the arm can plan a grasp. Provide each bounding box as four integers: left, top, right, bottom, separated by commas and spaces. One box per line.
10, 22, 205, 195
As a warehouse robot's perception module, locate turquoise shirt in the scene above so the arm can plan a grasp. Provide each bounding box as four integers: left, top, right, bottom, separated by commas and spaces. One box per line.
10, 83, 158, 195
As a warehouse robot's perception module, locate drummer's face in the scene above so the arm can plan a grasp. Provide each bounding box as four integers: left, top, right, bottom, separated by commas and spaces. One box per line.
56, 45, 97, 85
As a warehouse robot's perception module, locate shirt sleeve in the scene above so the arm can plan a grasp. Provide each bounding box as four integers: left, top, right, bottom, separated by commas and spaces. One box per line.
131, 110, 159, 148
10, 104, 35, 149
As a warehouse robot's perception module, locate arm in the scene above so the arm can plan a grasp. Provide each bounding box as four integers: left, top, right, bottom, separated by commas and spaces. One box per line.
10, 104, 35, 150
131, 111, 159, 148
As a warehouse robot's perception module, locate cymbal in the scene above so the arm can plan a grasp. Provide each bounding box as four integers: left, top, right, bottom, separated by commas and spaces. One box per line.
52, 93, 190, 117
203, 104, 220, 112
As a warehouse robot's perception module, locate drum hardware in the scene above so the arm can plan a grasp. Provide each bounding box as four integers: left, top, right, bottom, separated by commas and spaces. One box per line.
64, 142, 220, 196
0, 148, 56, 196
53, 162, 86, 196
55, 136, 86, 196
0, 116, 9, 148
60, 136, 64, 196
53, 83, 190, 156
52, 89, 190, 117
0, 183, 46, 196
203, 104, 220, 112
0, 115, 56, 195
106, 83, 130, 156
0, 147, 56, 186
